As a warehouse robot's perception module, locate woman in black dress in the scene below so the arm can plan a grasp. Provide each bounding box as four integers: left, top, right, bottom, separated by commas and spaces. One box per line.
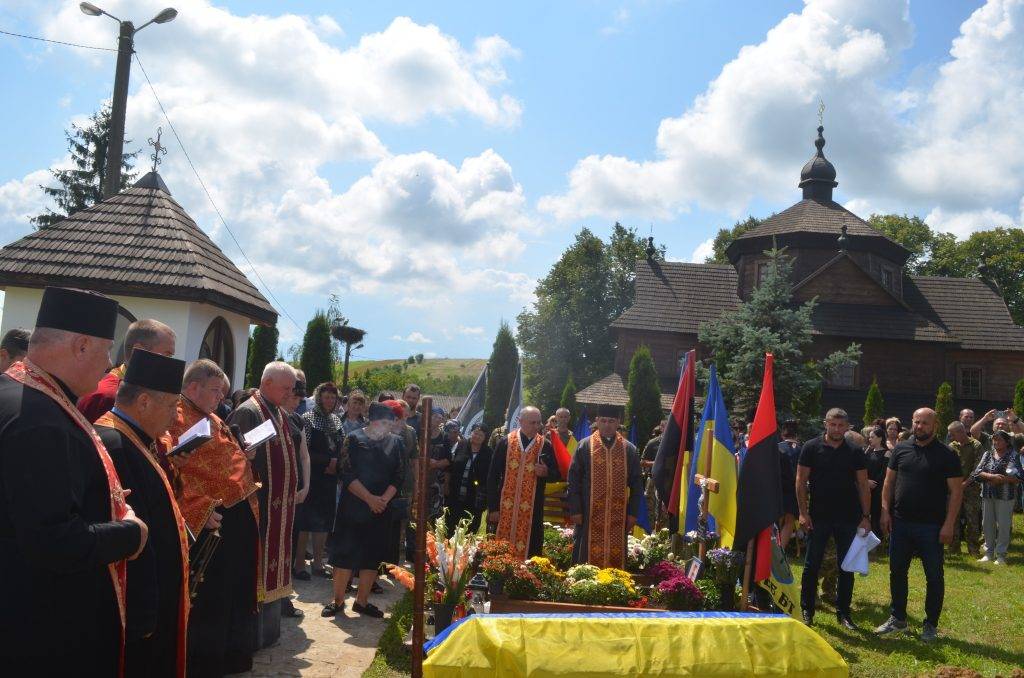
295, 383, 343, 579
323, 403, 403, 619
446, 425, 492, 533
864, 426, 889, 538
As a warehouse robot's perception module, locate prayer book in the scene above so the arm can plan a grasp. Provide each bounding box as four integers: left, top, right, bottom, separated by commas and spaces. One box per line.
242, 419, 278, 449
168, 417, 212, 457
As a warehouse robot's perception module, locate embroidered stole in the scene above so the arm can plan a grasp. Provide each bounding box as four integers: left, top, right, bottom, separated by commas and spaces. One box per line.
95, 411, 190, 678
6, 360, 130, 677
587, 431, 628, 569
254, 394, 297, 602
497, 430, 543, 560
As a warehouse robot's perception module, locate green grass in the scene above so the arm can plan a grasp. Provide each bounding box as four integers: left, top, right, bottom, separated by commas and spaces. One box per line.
346, 358, 486, 381
790, 513, 1024, 677
362, 516, 1024, 677
362, 591, 414, 678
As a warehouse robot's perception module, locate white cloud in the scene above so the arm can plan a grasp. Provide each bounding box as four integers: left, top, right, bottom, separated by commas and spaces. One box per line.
600, 8, 631, 36
457, 325, 485, 336
924, 206, 1015, 239
0, 168, 53, 236
690, 238, 714, 263
541, 0, 1024, 239
392, 331, 433, 344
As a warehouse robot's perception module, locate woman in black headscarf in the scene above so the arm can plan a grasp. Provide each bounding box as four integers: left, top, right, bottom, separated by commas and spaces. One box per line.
446, 424, 492, 533
295, 382, 343, 579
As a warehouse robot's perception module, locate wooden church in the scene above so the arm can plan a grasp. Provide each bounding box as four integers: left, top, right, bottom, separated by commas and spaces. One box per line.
578, 126, 1024, 423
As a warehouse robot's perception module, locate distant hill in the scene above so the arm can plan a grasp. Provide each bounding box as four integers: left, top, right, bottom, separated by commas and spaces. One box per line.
339, 358, 486, 396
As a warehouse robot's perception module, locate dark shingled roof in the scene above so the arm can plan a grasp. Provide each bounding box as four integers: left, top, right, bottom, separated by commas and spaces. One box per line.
0, 172, 276, 325
611, 260, 740, 334
612, 259, 1024, 351
576, 372, 674, 410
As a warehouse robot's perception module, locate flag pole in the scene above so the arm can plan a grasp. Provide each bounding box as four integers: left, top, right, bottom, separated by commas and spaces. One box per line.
739, 537, 755, 611
411, 396, 432, 678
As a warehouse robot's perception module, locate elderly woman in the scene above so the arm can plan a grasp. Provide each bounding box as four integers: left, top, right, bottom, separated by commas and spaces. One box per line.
322, 403, 403, 618
294, 383, 343, 580
885, 417, 903, 451
446, 424, 492, 533
973, 430, 1021, 565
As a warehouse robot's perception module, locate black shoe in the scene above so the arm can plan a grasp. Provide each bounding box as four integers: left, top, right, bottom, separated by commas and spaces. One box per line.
321, 601, 344, 617
293, 569, 311, 581
281, 600, 304, 618
353, 602, 384, 618
837, 614, 858, 631
346, 583, 356, 593
371, 582, 385, 595
801, 610, 814, 626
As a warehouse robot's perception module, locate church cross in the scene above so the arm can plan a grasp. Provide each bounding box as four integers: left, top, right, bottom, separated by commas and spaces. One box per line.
148, 127, 167, 172
818, 98, 825, 127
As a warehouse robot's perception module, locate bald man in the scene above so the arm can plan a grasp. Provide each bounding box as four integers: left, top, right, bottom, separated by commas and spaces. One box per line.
876, 408, 962, 643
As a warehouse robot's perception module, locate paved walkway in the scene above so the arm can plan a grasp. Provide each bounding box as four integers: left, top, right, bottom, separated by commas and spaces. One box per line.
237, 572, 404, 677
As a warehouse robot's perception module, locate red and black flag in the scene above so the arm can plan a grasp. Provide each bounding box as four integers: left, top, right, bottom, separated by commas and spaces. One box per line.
735, 353, 782, 583
651, 350, 696, 532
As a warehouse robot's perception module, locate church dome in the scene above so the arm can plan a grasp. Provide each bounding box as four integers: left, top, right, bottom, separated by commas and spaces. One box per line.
799, 125, 838, 200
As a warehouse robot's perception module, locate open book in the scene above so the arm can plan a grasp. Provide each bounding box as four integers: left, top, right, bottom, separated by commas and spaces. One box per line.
242, 418, 278, 449
167, 417, 212, 457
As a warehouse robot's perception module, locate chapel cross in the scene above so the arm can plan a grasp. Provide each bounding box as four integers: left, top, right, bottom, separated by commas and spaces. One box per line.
693, 472, 720, 561
818, 98, 825, 127
148, 127, 167, 172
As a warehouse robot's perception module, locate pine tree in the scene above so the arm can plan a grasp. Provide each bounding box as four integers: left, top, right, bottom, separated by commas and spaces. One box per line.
32, 104, 138, 229
300, 311, 333, 390
699, 247, 861, 429
245, 324, 279, 388
863, 377, 885, 428
1014, 379, 1024, 419
935, 382, 954, 434
483, 322, 519, 429
624, 346, 662, 448
559, 374, 578, 426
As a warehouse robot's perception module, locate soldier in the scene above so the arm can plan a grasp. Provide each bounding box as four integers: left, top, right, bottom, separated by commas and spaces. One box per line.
947, 421, 982, 557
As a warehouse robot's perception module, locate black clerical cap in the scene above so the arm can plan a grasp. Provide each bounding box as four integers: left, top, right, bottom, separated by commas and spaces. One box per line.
123, 348, 185, 394
35, 287, 119, 340
596, 403, 623, 420
368, 402, 396, 422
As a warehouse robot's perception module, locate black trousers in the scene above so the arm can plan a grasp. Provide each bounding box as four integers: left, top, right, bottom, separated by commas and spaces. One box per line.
187, 502, 258, 678
800, 519, 857, 616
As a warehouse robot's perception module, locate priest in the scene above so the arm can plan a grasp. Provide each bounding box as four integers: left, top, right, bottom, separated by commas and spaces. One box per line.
0, 287, 148, 675
226, 360, 299, 649
170, 359, 260, 678
486, 406, 560, 559
567, 404, 644, 569
95, 349, 189, 678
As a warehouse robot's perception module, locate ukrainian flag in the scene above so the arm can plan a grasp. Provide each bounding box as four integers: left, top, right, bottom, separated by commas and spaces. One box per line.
685, 365, 738, 548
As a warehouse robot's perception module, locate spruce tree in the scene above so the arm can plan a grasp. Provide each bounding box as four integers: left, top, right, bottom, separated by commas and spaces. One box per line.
483, 322, 519, 429
32, 104, 138, 228
863, 377, 885, 428
699, 247, 861, 429
935, 382, 954, 434
300, 311, 333, 390
1014, 379, 1024, 418
624, 345, 662, 448
245, 324, 279, 388
559, 374, 578, 425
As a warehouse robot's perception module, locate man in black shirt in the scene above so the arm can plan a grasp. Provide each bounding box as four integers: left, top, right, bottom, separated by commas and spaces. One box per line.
796, 407, 871, 629
876, 407, 962, 643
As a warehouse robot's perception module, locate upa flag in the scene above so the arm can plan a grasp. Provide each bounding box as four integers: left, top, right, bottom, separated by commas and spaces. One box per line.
456, 363, 487, 434
735, 353, 782, 583
505, 362, 523, 431
651, 350, 695, 534
550, 426, 572, 479
690, 365, 738, 548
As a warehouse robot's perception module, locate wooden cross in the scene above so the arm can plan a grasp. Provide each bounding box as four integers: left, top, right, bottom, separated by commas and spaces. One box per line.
693, 473, 719, 561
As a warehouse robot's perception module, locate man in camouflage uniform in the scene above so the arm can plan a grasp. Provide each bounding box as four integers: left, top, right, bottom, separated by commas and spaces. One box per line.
947, 421, 982, 556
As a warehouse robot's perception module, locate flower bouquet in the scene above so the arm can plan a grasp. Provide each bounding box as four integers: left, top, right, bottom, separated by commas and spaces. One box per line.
431, 510, 480, 607
526, 556, 567, 601
625, 528, 672, 573
478, 538, 517, 594
706, 547, 745, 611
541, 523, 575, 571
564, 566, 642, 607
654, 572, 704, 611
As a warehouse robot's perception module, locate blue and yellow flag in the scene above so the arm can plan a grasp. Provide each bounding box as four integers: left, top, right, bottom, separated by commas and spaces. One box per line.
686, 365, 738, 548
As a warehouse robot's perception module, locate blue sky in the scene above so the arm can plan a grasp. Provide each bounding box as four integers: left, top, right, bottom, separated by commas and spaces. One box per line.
2, 0, 1021, 361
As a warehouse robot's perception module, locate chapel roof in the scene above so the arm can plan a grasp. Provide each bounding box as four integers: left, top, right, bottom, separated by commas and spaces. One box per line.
0, 171, 276, 325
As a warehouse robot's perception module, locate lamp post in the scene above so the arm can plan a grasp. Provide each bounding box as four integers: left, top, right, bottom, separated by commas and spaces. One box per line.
79, 2, 178, 199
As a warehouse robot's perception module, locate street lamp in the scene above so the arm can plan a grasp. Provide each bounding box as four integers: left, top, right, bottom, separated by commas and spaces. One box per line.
80, 2, 177, 199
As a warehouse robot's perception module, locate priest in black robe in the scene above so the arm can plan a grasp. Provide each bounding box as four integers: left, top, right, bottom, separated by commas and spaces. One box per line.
486, 406, 559, 559
567, 404, 644, 568
0, 287, 148, 675
95, 349, 189, 678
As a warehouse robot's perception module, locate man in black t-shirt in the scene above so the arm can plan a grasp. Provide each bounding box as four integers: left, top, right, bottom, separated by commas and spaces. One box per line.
876, 407, 962, 643
796, 407, 871, 629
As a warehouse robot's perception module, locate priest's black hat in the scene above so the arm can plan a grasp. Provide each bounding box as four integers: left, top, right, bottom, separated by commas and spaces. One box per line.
368, 402, 396, 422
123, 348, 185, 394
596, 403, 623, 419
35, 287, 119, 340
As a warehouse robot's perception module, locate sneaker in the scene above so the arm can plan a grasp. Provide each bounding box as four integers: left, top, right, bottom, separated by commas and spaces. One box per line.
837, 614, 858, 631
801, 610, 814, 626
977, 555, 991, 563
874, 616, 908, 635
994, 557, 1007, 566
921, 622, 938, 643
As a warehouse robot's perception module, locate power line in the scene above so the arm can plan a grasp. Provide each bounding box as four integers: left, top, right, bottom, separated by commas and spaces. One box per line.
133, 51, 302, 332
0, 28, 117, 52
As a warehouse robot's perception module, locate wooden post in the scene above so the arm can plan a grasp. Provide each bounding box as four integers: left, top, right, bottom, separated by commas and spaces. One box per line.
739, 537, 755, 611
411, 397, 432, 678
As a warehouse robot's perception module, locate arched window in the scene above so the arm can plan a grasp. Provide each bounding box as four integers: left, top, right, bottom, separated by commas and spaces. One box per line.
111, 305, 138, 366
199, 316, 234, 384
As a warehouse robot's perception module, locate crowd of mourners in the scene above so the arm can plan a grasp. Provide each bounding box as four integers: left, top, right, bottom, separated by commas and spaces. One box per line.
0, 287, 1019, 678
